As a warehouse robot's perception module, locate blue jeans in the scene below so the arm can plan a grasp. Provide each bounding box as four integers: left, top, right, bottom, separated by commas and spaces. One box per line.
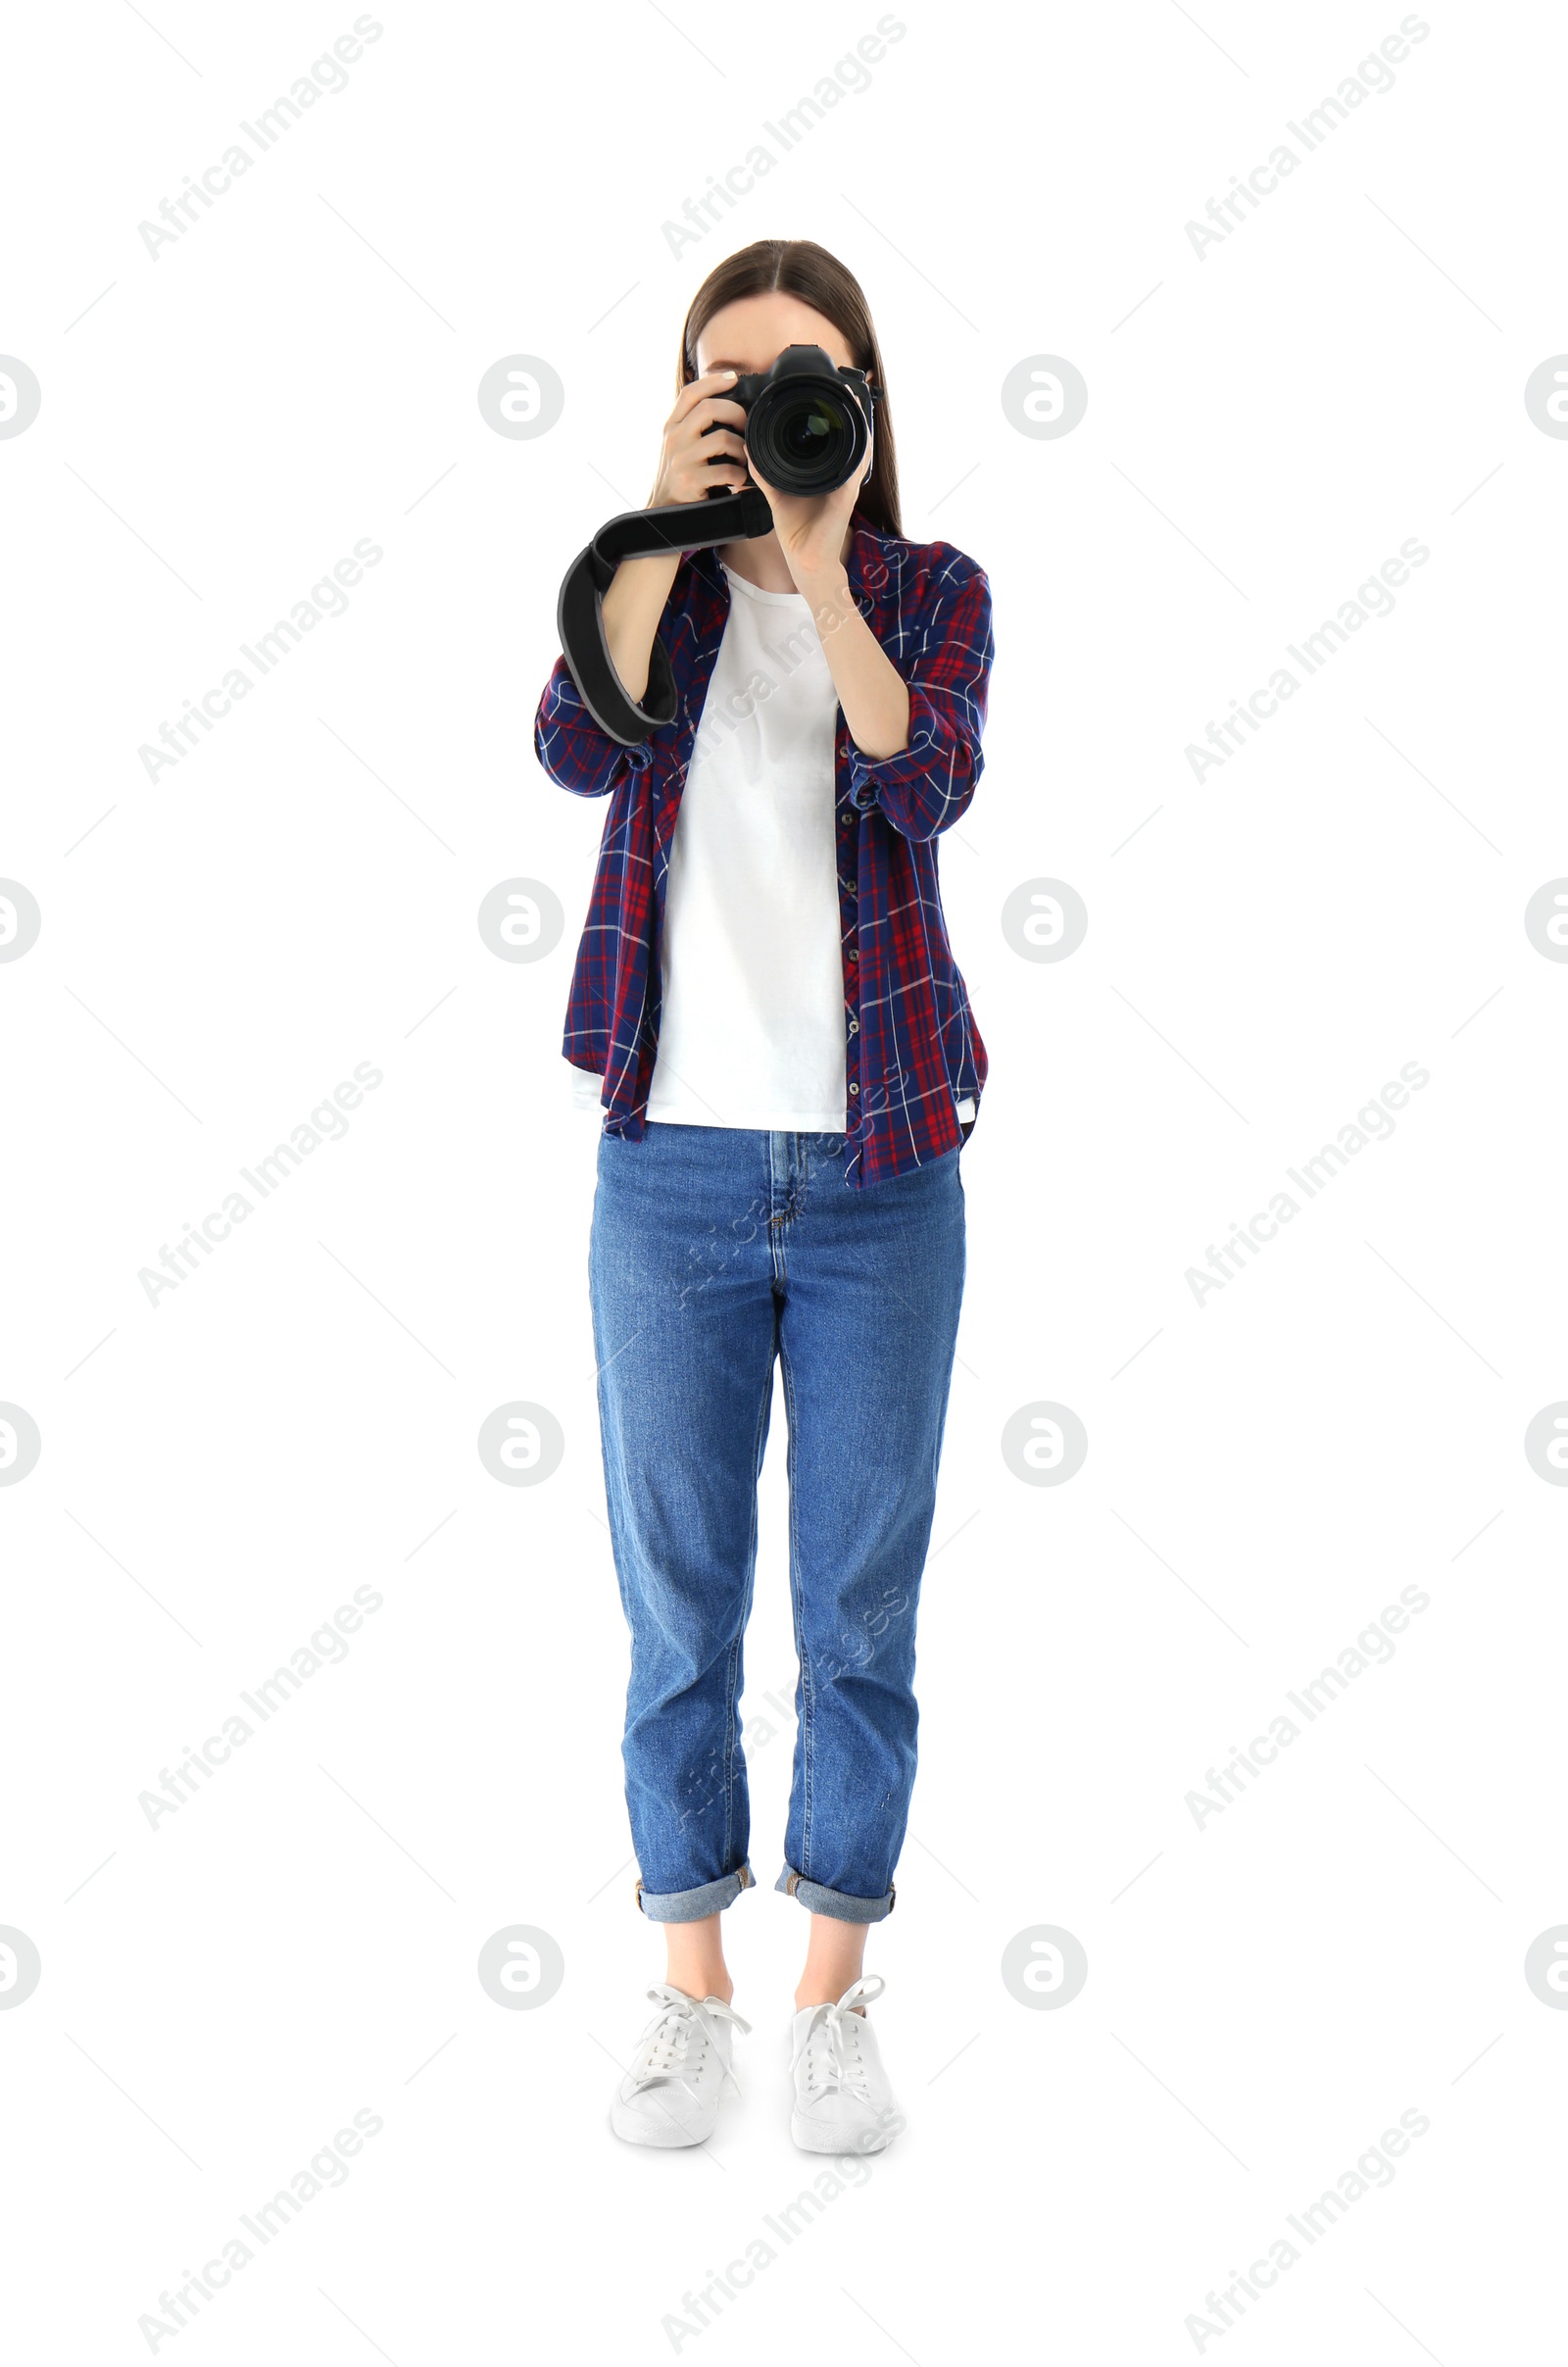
589, 1122, 966, 1924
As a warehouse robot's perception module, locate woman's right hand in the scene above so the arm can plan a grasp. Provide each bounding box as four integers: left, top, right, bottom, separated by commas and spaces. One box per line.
647, 370, 751, 507
600, 371, 751, 708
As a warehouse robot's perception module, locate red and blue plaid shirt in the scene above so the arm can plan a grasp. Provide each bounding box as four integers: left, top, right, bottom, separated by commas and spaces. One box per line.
532, 515, 994, 1188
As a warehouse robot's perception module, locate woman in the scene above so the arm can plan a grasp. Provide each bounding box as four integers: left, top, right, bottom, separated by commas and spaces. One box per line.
533, 238, 994, 2154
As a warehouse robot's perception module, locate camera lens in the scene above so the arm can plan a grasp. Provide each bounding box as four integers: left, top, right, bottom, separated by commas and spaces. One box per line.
749, 377, 868, 495
780, 400, 838, 464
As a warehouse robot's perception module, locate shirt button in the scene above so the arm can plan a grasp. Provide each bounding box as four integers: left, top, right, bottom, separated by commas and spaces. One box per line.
847, 946, 858, 962
849, 1019, 859, 1034
849, 1083, 859, 1095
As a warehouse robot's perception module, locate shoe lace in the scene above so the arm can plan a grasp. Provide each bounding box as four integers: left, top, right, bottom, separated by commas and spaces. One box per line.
798, 1975, 886, 2099
629, 1984, 752, 2099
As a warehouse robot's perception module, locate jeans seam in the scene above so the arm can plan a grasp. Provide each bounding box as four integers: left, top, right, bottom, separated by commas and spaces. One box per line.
778, 1326, 813, 1876
721, 1631, 740, 1874
719, 1305, 775, 1876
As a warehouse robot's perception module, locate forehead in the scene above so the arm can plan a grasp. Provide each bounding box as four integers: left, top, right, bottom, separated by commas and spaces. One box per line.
695, 290, 855, 370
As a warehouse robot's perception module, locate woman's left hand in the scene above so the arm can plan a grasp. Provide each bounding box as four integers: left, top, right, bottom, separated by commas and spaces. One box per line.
749, 454, 867, 596
745, 445, 908, 760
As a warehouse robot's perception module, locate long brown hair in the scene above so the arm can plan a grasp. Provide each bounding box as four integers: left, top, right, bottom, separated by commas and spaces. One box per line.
677, 239, 902, 537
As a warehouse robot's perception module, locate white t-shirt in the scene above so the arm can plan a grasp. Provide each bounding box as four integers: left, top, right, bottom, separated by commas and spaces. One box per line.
644, 563, 850, 1130
570, 559, 975, 1134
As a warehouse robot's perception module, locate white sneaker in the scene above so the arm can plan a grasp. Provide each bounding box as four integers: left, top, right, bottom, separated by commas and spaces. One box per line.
610, 1984, 751, 2148
789, 1975, 905, 2155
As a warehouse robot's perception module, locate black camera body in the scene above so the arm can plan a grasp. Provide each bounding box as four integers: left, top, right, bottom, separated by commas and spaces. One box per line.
705, 342, 878, 498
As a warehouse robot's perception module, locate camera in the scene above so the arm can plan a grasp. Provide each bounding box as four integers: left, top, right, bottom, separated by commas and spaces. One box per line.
704, 343, 877, 498
557, 347, 872, 744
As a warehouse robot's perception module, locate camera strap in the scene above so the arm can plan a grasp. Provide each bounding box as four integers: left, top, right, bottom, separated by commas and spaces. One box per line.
556, 486, 775, 747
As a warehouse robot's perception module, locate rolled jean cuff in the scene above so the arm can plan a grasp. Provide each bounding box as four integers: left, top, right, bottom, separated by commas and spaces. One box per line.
776, 1866, 896, 1924
635, 1863, 755, 1922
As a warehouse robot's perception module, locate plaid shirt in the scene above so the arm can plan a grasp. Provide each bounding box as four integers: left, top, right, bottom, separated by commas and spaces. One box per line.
532, 515, 993, 1188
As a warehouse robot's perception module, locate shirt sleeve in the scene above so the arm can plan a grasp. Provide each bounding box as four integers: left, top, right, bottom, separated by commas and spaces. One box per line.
533, 654, 655, 799
846, 552, 994, 842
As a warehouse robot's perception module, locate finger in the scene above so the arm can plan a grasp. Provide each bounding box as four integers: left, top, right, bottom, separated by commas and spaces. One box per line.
749, 470, 811, 508
679, 396, 749, 433
670, 369, 740, 424
691, 428, 748, 460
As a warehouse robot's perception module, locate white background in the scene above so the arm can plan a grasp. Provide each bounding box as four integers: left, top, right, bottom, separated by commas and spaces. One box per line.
3, 1, 1564, 2357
